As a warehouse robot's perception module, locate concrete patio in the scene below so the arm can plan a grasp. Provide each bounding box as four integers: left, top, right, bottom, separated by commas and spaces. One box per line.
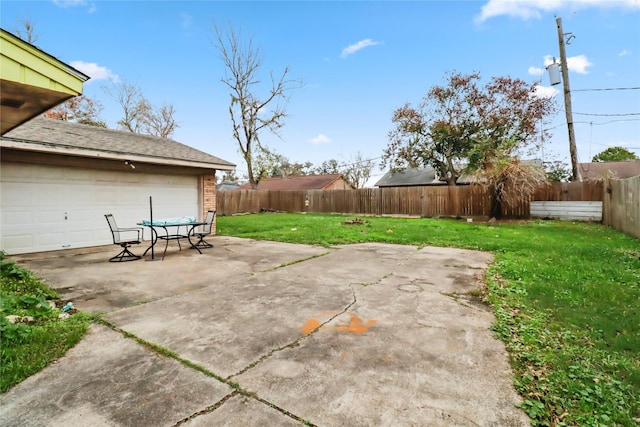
1, 236, 529, 426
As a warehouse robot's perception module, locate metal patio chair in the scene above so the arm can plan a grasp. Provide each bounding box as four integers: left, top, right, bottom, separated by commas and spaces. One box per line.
190, 210, 216, 249
104, 214, 143, 262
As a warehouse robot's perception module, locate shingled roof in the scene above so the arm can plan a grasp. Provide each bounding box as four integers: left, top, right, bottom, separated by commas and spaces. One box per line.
237, 174, 352, 190
1, 116, 235, 170
375, 167, 440, 187
579, 161, 640, 180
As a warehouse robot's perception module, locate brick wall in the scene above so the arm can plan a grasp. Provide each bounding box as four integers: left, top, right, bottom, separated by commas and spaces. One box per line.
202, 172, 217, 233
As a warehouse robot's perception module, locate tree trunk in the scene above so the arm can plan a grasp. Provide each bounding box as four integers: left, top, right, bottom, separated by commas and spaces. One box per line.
489, 188, 502, 219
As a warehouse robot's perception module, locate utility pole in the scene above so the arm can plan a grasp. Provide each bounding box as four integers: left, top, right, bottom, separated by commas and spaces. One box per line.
556, 17, 581, 181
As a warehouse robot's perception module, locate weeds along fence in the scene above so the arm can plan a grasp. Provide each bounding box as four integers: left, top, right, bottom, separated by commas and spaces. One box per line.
603, 176, 640, 239
217, 182, 604, 219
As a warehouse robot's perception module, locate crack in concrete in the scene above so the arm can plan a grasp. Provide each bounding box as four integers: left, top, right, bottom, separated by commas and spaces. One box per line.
227, 286, 358, 380
172, 390, 239, 426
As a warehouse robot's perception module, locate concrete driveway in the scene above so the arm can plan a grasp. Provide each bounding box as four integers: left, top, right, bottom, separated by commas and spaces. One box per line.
1, 237, 529, 426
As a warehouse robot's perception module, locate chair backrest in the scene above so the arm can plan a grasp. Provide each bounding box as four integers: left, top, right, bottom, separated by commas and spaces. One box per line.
202, 210, 216, 234
104, 214, 120, 243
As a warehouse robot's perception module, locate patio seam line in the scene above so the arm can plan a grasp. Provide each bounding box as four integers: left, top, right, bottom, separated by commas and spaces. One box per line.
98, 318, 317, 426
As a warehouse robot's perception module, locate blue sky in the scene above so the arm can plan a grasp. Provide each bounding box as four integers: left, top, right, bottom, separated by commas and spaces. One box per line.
2, 0, 639, 183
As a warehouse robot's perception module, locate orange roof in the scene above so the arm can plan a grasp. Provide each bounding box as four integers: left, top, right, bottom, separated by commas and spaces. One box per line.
237, 174, 351, 190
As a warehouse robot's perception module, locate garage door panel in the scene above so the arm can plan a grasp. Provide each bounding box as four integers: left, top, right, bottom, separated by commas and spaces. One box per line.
1, 163, 200, 254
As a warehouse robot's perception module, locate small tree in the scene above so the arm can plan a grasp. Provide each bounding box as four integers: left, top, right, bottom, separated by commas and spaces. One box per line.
44, 95, 106, 127
478, 159, 548, 218
544, 159, 571, 182
343, 152, 375, 188
592, 146, 638, 162
214, 25, 300, 189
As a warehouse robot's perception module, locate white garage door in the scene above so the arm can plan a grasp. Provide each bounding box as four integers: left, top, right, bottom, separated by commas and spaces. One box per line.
1, 163, 199, 254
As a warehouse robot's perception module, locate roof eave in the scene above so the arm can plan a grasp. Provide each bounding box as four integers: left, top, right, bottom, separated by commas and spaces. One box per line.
0, 139, 236, 171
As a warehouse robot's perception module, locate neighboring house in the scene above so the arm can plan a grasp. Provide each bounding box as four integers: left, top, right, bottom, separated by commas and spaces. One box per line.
375, 167, 442, 187
1, 117, 235, 254
237, 174, 355, 190
1, 29, 89, 135
579, 161, 640, 181
217, 181, 241, 191
376, 159, 544, 188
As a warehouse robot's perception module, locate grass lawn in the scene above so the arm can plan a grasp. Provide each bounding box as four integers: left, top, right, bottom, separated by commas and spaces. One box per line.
217, 213, 640, 426
0, 253, 91, 392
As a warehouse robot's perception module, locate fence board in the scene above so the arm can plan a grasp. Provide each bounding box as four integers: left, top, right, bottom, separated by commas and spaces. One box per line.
217, 182, 605, 219
603, 176, 640, 239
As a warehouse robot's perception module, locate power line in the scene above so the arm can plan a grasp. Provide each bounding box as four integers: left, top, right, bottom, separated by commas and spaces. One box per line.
573, 86, 640, 92
574, 112, 640, 117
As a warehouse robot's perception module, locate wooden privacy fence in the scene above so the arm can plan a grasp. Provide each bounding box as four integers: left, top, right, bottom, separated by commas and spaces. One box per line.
603, 176, 640, 239
217, 182, 604, 219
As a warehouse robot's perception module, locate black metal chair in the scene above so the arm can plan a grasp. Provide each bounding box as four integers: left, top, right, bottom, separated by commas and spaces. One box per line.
104, 214, 143, 262
190, 210, 216, 249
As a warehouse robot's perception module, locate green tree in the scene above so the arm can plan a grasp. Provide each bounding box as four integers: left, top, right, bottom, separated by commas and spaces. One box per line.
592, 146, 638, 162
382, 71, 556, 186
544, 159, 572, 182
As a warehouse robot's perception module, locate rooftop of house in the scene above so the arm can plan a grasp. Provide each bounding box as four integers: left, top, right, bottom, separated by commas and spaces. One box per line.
579, 161, 640, 180
375, 167, 439, 187
1, 116, 235, 170
237, 174, 351, 190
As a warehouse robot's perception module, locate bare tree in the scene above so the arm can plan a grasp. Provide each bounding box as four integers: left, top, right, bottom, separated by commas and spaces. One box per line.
103, 79, 178, 138
14, 13, 38, 44
143, 103, 178, 138
213, 25, 300, 189
343, 152, 375, 188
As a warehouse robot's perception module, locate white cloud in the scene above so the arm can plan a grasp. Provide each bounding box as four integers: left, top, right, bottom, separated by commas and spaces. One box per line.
309, 134, 331, 145
180, 13, 193, 28
543, 54, 593, 74
533, 84, 560, 98
341, 39, 380, 58
528, 66, 544, 76
70, 61, 117, 82
53, 0, 86, 6
476, 0, 640, 22
53, 0, 96, 13
567, 55, 593, 74
618, 49, 631, 57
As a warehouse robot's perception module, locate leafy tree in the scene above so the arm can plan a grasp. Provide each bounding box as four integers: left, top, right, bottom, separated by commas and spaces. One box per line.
214, 25, 301, 189
315, 159, 342, 175
102, 79, 178, 138
544, 159, 571, 182
592, 146, 638, 162
44, 95, 107, 127
382, 71, 556, 186
218, 170, 240, 183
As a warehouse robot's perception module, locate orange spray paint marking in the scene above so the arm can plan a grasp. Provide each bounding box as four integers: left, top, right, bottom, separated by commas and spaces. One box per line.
326, 315, 377, 334
300, 318, 321, 335
301, 312, 377, 335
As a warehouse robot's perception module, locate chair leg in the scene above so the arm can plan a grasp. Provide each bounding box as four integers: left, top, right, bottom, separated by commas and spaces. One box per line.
109, 245, 141, 262
190, 235, 213, 249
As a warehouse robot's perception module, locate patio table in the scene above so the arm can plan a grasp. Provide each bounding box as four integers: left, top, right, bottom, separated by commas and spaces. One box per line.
138, 216, 205, 260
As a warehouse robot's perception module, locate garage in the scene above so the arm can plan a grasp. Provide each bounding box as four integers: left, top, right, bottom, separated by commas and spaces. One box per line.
1, 117, 235, 255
